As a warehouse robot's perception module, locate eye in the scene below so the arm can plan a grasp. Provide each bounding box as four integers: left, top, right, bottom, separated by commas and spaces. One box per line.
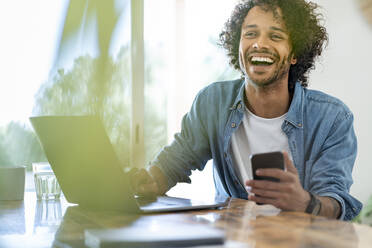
271, 34, 284, 41
244, 31, 256, 38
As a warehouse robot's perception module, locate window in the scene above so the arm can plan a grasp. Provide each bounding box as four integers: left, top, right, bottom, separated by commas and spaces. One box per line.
144, 0, 239, 198
0, 0, 68, 170
1, 0, 239, 198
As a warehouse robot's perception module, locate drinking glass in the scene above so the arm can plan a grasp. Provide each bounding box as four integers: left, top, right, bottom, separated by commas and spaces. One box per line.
32, 162, 61, 200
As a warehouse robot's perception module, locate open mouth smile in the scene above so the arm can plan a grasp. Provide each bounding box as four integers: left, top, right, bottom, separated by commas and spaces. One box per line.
250, 56, 275, 66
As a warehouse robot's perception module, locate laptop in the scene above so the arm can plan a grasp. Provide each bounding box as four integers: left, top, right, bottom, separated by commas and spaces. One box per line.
29, 115, 228, 213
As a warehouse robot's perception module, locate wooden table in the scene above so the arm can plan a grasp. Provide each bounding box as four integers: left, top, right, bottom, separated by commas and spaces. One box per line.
1, 192, 372, 248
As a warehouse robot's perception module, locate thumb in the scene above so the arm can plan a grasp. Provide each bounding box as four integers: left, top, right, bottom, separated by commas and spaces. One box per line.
283, 151, 297, 174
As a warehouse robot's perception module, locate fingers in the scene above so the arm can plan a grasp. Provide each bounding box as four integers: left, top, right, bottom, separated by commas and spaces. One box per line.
245, 152, 303, 211
247, 184, 289, 209
137, 182, 160, 198
248, 194, 279, 206
136, 168, 154, 185
254, 168, 293, 182
248, 152, 297, 183
131, 168, 159, 197
249, 187, 282, 199
246, 179, 287, 191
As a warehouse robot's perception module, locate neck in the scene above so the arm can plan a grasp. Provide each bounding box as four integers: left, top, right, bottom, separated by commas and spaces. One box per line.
244, 78, 291, 118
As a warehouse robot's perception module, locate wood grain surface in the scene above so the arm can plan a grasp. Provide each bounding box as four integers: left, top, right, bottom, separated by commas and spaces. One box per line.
1, 193, 372, 247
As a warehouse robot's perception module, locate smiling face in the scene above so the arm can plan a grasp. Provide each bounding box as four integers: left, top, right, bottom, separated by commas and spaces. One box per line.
239, 6, 297, 87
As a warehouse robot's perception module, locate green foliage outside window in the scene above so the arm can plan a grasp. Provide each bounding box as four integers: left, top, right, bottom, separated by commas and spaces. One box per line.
33, 47, 167, 167
353, 195, 372, 226
0, 45, 168, 170
0, 122, 47, 169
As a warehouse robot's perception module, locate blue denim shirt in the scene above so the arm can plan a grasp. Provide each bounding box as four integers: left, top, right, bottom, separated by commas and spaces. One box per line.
153, 79, 362, 220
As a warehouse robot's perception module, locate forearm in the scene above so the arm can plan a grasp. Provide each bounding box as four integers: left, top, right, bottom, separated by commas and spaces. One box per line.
317, 196, 341, 219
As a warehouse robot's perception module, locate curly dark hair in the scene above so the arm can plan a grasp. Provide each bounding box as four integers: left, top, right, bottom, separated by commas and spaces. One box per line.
219, 0, 328, 88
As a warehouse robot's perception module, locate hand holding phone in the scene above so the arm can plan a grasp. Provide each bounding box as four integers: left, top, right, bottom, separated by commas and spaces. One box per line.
248, 152, 310, 210
250, 151, 285, 182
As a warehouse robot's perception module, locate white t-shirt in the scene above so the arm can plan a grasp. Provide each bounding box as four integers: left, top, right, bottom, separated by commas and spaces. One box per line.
230, 107, 292, 186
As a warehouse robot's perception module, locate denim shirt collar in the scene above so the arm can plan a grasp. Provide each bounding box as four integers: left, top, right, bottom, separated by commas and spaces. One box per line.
230, 79, 246, 112
286, 82, 304, 129
231, 80, 304, 129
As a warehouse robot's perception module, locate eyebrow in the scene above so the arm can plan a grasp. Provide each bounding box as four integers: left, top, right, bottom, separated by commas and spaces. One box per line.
242, 24, 258, 29
270, 26, 286, 33
242, 24, 287, 34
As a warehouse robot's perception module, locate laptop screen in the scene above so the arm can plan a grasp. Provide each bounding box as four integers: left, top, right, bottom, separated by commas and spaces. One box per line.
30, 115, 139, 212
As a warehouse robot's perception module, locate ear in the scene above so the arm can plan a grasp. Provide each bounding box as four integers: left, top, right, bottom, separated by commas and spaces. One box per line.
290, 54, 297, 65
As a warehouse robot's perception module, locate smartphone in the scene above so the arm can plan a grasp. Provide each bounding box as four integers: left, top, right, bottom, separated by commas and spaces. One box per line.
250, 151, 285, 182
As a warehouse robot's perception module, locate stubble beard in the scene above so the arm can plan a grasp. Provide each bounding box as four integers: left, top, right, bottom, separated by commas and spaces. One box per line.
241, 53, 291, 88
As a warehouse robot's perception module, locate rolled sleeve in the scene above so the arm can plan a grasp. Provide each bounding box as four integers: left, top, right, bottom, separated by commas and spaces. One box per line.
317, 192, 349, 221
308, 112, 362, 221
151, 89, 212, 190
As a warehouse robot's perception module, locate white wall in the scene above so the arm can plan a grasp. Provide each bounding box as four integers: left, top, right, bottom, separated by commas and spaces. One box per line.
310, 0, 372, 204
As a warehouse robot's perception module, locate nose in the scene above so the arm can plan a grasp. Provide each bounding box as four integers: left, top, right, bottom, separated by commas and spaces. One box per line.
254, 35, 270, 50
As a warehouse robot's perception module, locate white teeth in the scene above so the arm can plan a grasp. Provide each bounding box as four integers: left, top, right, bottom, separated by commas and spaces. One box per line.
251, 57, 274, 63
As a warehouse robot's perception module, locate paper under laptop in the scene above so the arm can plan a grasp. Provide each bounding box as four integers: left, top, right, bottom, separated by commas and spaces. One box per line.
30, 115, 228, 213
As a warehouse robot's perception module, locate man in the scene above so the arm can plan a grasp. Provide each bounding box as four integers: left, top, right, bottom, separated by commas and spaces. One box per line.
132, 0, 362, 220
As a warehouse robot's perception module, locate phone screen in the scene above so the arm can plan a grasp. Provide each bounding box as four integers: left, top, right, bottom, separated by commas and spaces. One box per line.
250, 151, 284, 182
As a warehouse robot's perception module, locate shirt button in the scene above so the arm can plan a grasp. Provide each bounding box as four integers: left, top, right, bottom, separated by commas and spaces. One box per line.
231, 122, 236, 128
298, 123, 302, 127
237, 104, 242, 109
